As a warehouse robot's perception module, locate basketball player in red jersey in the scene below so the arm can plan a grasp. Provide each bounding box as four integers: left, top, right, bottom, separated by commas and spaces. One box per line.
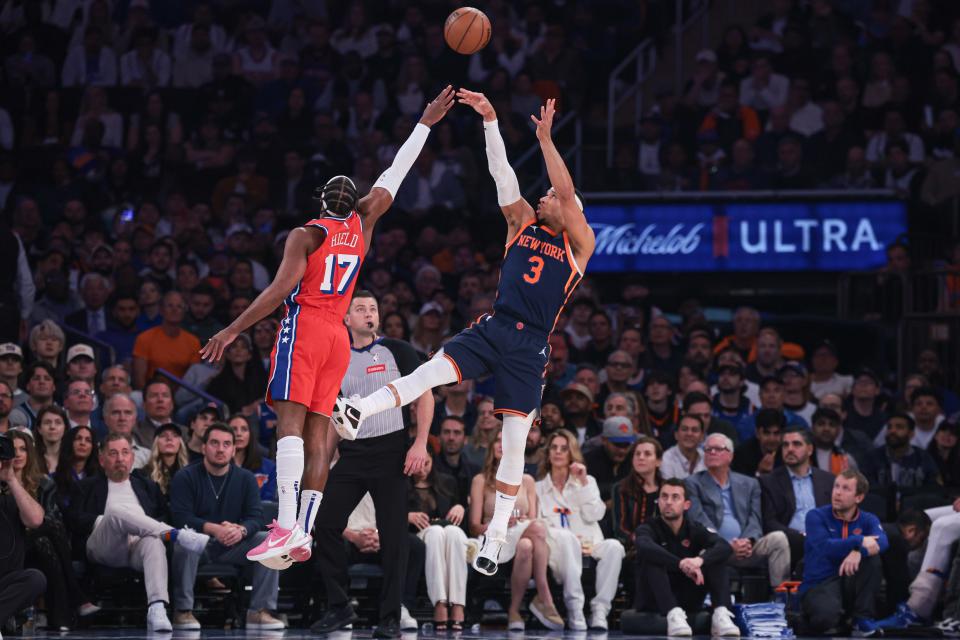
200, 86, 454, 567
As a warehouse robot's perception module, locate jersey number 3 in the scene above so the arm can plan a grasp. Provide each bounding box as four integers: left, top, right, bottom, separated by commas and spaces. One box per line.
320, 253, 360, 294
523, 256, 544, 284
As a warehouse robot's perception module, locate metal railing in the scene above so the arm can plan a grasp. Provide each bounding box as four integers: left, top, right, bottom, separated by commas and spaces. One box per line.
674, 0, 713, 96
511, 109, 583, 199
605, 38, 657, 167
155, 367, 227, 424
838, 269, 960, 321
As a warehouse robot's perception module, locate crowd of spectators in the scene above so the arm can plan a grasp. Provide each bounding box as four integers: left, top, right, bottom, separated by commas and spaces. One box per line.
1, 0, 960, 636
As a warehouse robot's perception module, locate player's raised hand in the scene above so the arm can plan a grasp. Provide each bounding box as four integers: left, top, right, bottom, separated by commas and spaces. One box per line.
456, 88, 496, 121
531, 98, 557, 142
199, 327, 238, 362
419, 84, 455, 127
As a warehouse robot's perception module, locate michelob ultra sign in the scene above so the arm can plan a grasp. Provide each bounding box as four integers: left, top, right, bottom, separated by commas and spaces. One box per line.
585, 199, 907, 272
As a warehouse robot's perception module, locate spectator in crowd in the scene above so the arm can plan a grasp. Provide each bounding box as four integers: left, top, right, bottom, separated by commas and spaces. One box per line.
780, 361, 816, 425
732, 408, 785, 477
0, 380, 12, 434
407, 454, 467, 632
65, 345, 99, 387
135, 380, 175, 447
10, 428, 99, 630
810, 407, 861, 473
800, 470, 887, 635
612, 436, 663, 550
844, 368, 888, 440
861, 412, 941, 518
33, 405, 67, 475
98, 294, 141, 367
537, 430, 625, 631
462, 397, 499, 466
698, 82, 761, 151
65, 274, 112, 337
183, 285, 224, 345
9, 362, 57, 430
661, 413, 706, 480
144, 423, 188, 497
62, 25, 118, 87
900, 387, 947, 449
712, 363, 754, 427
52, 426, 99, 508
430, 379, 476, 436
0, 440, 47, 634
0, 344, 24, 403
739, 54, 788, 114
561, 382, 601, 445
739, 374, 808, 438
686, 433, 791, 592
433, 416, 479, 506
881, 509, 932, 614
523, 420, 545, 476
230, 414, 276, 502
132, 291, 201, 389
644, 370, 677, 444
185, 406, 219, 463
583, 416, 636, 505
598, 350, 639, 408
29, 321, 66, 372
817, 394, 872, 465
169, 422, 283, 630
744, 328, 784, 384
65, 433, 210, 633
809, 340, 853, 400
633, 479, 738, 637
928, 420, 960, 491
204, 333, 267, 415
468, 429, 562, 632
645, 316, 682, 375
683, 391, 740, 447
62, 379, 97, 433
103, 393, 150, 468
760, 425, 835, 567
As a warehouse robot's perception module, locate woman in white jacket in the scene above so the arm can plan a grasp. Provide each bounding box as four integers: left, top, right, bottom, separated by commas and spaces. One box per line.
536, 429, 625, 631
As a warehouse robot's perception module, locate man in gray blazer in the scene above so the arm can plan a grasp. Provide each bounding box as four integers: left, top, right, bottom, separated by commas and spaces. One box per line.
685, 433, 790, 591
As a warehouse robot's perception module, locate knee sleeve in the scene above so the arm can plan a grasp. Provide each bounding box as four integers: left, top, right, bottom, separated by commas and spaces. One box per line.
392, 354, 458, 406
496, 412, 536, 486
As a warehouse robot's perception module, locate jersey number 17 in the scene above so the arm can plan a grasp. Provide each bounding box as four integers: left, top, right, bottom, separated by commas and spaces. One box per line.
319, 253, 360, 294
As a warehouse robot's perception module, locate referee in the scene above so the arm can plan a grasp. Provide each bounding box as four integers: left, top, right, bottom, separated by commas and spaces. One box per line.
310, 290, 433, 638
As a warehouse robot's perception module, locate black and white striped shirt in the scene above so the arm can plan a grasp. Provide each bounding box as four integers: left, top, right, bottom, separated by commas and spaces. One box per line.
344, 338, 423, 439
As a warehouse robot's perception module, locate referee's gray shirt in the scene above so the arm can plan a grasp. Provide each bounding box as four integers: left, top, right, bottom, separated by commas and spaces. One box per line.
342, 337, 424, 439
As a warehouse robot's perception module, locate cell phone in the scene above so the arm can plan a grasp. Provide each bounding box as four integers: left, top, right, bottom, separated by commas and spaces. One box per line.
120, 207, 135, 223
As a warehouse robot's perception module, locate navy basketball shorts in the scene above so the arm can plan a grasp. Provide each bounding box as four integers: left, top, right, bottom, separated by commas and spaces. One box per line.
440, 313, 549, 419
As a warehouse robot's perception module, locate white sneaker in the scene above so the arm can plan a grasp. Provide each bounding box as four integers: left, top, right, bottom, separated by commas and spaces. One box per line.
331, 395, 364, 440
175, 527, 210, 554
666, 607, 692, 637
567, 609, 588, 631
147, 603, 172, 633
589, 607, 609, 631
472, 532, 505, 575
711, 606, 740, 637
400, 606, 418, 631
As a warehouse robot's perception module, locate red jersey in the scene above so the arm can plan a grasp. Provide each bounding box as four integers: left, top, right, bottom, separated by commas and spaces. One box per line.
291, 211, 365, 317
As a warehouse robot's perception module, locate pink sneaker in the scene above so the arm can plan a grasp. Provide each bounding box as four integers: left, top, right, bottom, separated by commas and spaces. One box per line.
246, 520, 312, 564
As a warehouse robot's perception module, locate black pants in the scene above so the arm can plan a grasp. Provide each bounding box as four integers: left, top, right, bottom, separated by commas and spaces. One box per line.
634, 559, 731, 615
784, 529, 805, 574
880, 523, 911, 615
345, 533, 425, 611
802, 555, 882, 632
27, 520, 91, 627
314, 430, 410, 623
0, 569, 46, 624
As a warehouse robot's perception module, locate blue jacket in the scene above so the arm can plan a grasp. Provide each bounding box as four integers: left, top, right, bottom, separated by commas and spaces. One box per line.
800, 504, 888, 594
170, 463, 263, 540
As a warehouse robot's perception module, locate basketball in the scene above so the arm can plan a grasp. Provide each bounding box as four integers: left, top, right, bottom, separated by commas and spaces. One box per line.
444, 7, 491, 55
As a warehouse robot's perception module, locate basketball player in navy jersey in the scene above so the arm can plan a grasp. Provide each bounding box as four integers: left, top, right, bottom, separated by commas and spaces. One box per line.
333, 93, 595, 576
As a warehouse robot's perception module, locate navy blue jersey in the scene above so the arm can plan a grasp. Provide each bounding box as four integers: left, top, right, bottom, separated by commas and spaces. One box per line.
493, 220, 582, 334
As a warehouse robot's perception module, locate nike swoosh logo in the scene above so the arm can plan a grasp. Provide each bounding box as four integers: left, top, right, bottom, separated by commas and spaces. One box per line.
267, 534, 291, 548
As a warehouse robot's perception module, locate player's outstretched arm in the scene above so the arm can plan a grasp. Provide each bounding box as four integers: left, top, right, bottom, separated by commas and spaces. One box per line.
357, 85, 455, 228
531, 99, 595, 264
457, 88, 535, 232
199, 228, 313, 362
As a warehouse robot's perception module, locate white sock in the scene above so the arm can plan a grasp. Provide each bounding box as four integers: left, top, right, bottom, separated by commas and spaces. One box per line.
487, 491, 516, 537
359, 355, 457, 416
275, 436, 304, 529
297, 490, 322, 534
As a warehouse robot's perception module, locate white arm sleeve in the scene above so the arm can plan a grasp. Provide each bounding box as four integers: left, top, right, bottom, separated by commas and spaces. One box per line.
373, 122, 431, 198
483, 119, 522, 206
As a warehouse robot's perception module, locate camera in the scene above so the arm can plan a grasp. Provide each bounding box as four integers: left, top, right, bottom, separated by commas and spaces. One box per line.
0, 433, 13, 461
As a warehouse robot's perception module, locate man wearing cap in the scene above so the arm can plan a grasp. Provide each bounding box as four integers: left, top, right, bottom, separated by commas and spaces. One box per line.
132, 291, 201, 389
584, 416, 637, 505
844, 368, 888, 440
66, 344, 99, 386
0, 343, 25, 404
809, 340, 853, 401
780, 361, 817, 425
411, 301, 448, 356
561, 382, 601, 445
684, 48, 726, 109
66, 273, 112, 337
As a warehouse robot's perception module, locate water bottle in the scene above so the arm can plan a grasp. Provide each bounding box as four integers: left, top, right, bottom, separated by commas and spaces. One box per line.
22, 606, 35, 636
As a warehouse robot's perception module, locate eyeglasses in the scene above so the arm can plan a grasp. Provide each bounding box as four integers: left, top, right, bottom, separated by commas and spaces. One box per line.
703, 446, 730, 454
69, 389, 95, 397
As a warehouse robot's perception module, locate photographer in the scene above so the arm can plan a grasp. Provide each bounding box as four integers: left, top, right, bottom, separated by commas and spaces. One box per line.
0, 434, 47, 630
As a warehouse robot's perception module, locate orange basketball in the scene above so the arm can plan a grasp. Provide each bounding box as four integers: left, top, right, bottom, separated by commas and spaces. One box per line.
444, 7, 491, 55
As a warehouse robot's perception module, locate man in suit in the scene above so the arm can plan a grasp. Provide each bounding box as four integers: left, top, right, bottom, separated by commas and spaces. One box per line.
686, 433, 790, 592
65, 433, 210, 632
760, 425, 834, 568
65, 273, 112, 337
